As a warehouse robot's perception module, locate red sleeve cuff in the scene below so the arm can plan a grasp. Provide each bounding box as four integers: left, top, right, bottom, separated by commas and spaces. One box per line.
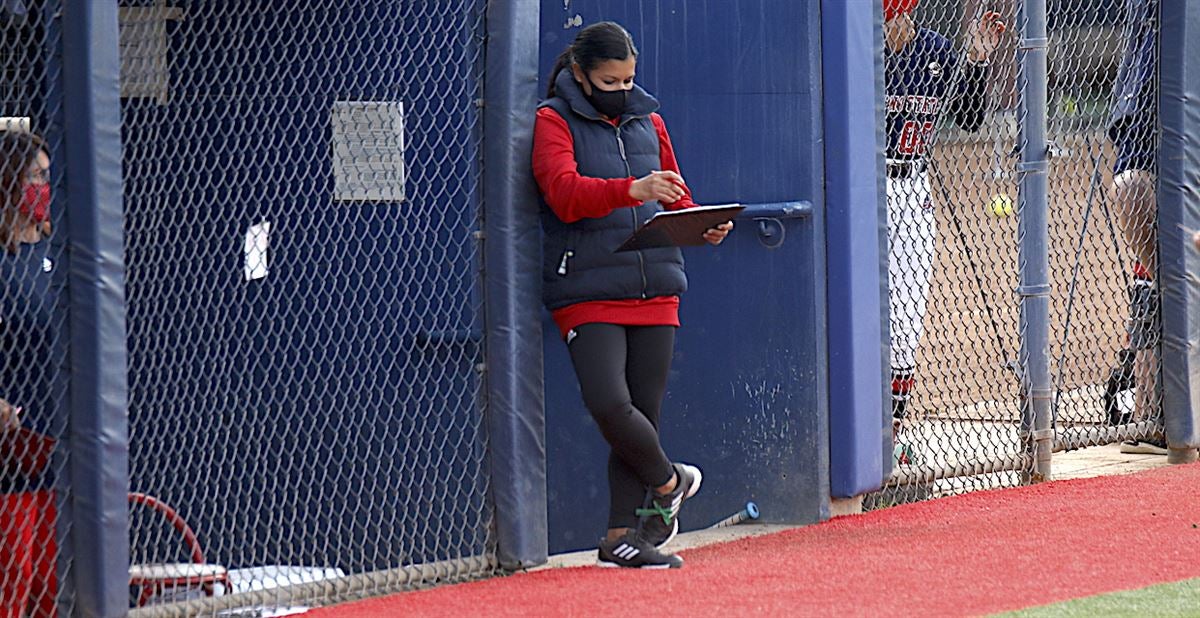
651, 113, 698, 211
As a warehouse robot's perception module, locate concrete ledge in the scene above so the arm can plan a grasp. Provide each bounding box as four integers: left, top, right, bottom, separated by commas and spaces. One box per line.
530, 444, 1174, 573
530, 524, 795, 571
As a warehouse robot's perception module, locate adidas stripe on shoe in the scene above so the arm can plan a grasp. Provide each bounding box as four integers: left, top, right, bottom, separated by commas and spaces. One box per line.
597, 531, 683, 569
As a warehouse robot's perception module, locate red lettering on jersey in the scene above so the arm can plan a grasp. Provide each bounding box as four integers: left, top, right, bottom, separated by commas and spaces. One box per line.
899, 96, 943, 116
889, 96, 942, 116
896, 120, 936, 156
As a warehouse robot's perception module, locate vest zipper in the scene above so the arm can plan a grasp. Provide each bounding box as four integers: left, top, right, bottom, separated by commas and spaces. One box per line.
557, 249, 573, 276
615, 125, 648, 299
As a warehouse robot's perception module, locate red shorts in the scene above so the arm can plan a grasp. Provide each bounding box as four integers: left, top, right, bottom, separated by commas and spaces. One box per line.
1, 491, 57, 618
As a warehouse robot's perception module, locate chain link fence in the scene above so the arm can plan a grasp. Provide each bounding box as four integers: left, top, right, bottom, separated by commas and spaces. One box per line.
870, 0, 1027, 507
870, 0, 1163, 509
1048, 0, 1162, 453
0, 0, 1175, 611
1, 2, 71, 616
119, 1, 495, 613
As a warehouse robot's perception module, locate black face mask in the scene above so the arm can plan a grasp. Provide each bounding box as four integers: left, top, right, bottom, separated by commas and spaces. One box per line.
585, 79, 628, 119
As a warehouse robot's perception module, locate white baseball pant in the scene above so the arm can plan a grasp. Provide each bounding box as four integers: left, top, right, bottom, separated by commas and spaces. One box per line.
886, 165, 936, 376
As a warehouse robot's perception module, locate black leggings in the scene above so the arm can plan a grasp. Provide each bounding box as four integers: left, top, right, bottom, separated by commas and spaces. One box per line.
567, 323, 676, 530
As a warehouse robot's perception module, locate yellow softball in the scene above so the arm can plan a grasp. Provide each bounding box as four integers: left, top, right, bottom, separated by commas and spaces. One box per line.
988, 193, 1014, 218
1061, 96, 1079, 117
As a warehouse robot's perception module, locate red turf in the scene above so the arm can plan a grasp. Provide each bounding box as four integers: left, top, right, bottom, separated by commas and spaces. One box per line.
310, 463, 1200, 616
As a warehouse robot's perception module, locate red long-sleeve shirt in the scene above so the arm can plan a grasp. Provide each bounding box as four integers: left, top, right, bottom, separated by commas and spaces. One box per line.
533, 108, 697, 339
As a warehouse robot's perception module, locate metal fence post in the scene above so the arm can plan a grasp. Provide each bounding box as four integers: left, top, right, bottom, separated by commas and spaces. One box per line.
1017, 0, 1053, 481
61, 1, 129, 615
1157, 0, 1200, 462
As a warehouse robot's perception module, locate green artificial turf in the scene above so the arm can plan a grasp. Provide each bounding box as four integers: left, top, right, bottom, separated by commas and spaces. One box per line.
998, 578, 1200, 617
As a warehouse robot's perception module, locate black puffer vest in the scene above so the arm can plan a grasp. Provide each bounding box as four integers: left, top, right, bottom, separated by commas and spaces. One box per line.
539, 69, 687, 310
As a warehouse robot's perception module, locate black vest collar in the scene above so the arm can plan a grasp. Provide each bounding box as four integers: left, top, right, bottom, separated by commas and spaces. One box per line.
553, 68, 660, 123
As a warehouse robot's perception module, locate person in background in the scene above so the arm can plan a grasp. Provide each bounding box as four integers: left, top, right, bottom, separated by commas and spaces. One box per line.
533, 22, 732, 569
1106, 0, 1165, 455
880, 0, 1005, 462
0, 130, 58, 618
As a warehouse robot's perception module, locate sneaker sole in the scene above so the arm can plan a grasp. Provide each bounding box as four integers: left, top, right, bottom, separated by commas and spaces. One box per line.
1119, 443, 1168, 455
596, 559, 680, 569
679, 463, 703, 499
653, 518, 679, 549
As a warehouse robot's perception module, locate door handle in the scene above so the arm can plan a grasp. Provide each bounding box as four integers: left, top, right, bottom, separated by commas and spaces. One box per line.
736, 201, 813, 220
734, 201, 813, 248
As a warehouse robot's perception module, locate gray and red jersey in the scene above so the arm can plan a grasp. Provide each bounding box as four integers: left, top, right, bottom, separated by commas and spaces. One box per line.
885, 28, 989, 161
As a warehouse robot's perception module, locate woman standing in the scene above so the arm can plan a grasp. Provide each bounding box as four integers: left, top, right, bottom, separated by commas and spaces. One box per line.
533, 21, 732, 569
0, 130, 58, 617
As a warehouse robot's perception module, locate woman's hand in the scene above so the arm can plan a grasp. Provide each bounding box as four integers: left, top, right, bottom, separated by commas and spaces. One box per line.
630, 170, 687, 204
0, 399, 21, 433
968, 11, 1006, 63
704, 221, 733, 246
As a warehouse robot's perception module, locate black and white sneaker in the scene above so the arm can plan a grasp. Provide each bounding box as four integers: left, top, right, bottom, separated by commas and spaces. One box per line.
639, 462, 702, 549
597, 531, 683, 569
1120, 438, 1168, 455
1103, 349, 1137, 426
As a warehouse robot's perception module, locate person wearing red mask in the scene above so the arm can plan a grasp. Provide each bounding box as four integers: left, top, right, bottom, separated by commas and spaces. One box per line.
0, 130, 58, 618
1, 133, 51, 253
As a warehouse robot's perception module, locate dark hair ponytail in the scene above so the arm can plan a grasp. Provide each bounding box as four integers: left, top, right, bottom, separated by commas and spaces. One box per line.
545, 21, 638, 99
